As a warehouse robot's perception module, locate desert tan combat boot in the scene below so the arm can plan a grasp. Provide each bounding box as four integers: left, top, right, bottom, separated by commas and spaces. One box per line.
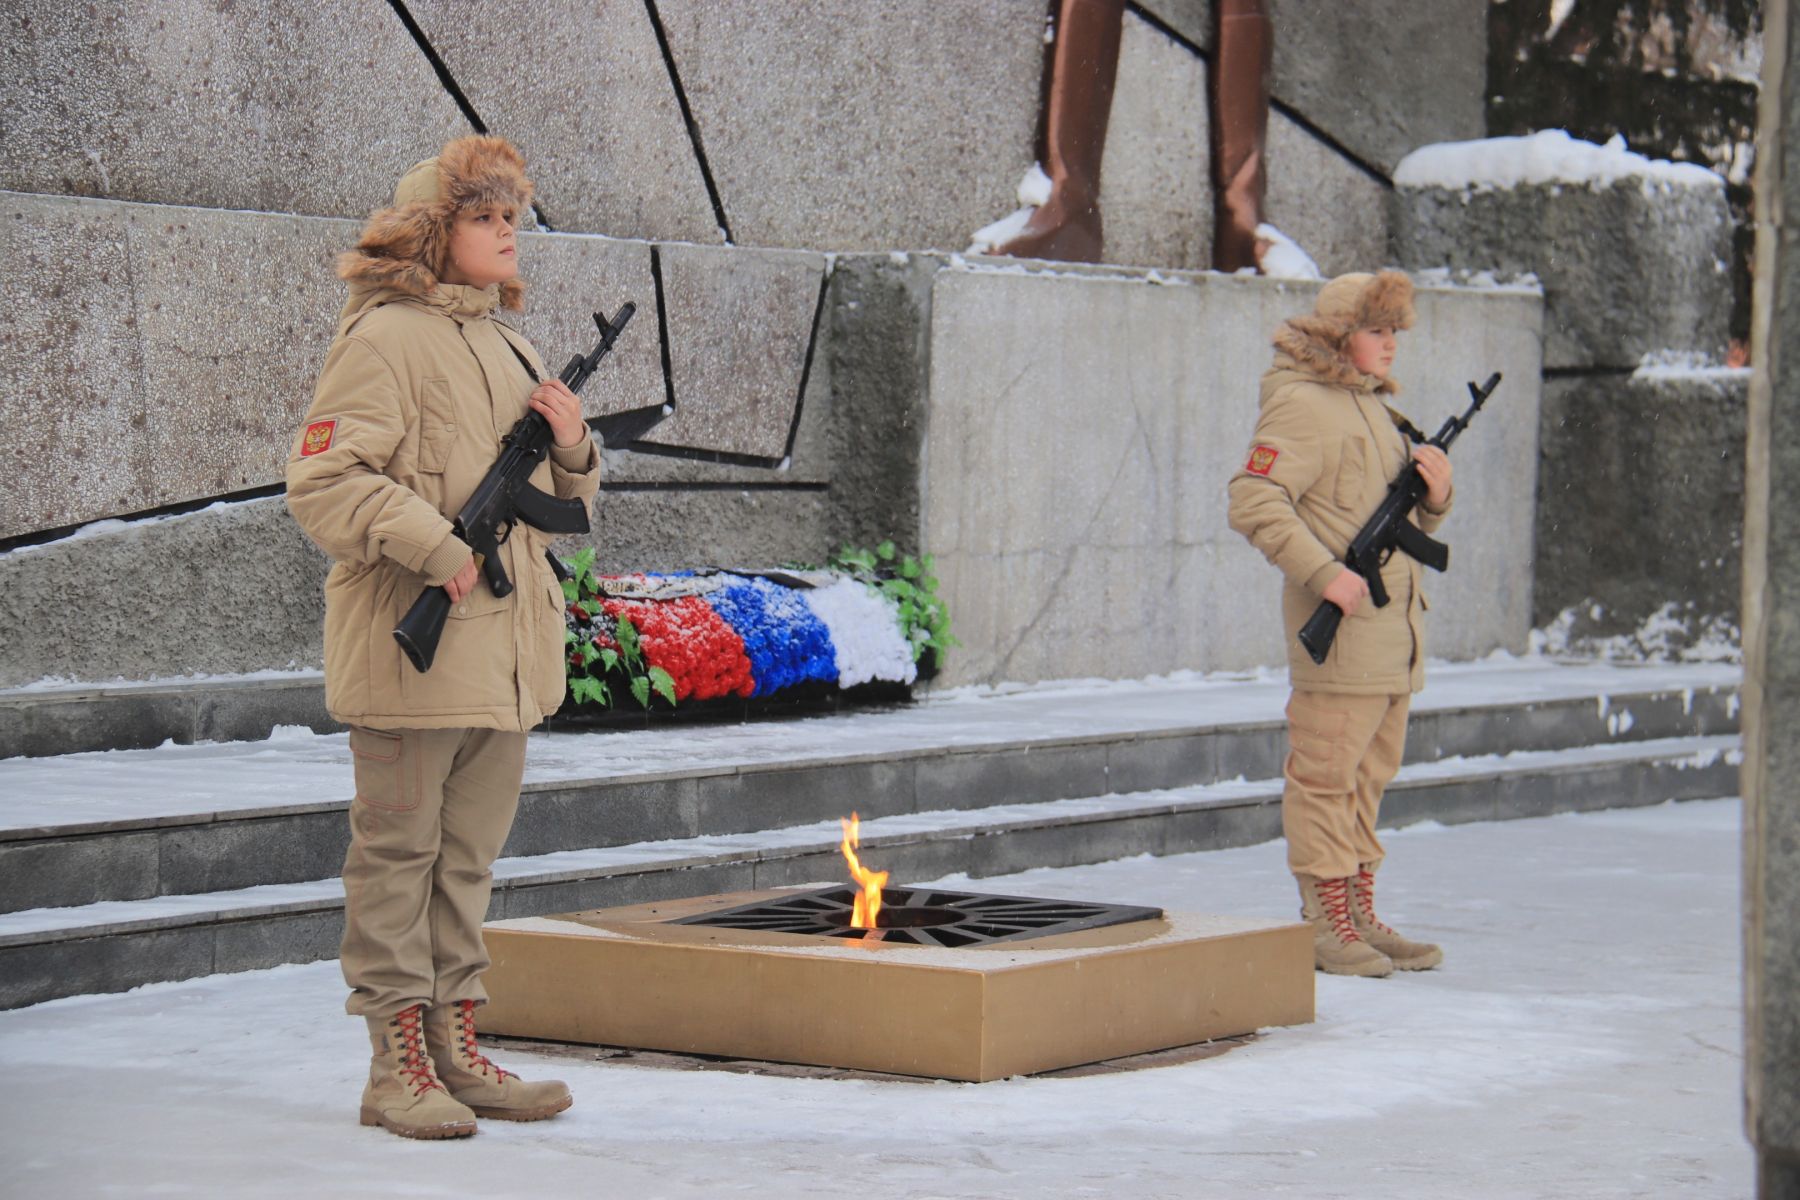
1350, 866, 1443, 971
1297, 874, 1394, 977
360, 1004, 477, 1139
425, 1000, 573, 1122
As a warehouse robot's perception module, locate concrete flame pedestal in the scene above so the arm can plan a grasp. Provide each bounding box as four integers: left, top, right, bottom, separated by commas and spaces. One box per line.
479, 887, 1314, 1082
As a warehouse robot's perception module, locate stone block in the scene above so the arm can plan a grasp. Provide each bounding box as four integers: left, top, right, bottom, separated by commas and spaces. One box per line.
838, 837, 974, 888
194, 682, 340, 745
1533, 370, 1747, 646
0, 929, 214, 1010
964, 814, 1169, 877
401, 0, 719, 244
0, 496, 329, 687
0, 690, 196, 761
1264, 0, 1486, 176
0, 833, 160, 914
1136, 0, 1486, 176
511, 233, 667, 425
506, 776, 702, 858
128, 206, 346, 502
1101, 10, 1211, 271
501, 862, 756, 918
822, 255, 935, 554
649, 242, 825, 460
1104, 732, 1219, 795
583, 487, 835, 574
1163, 798, 1282, 853
912, 745, 1109, 812
157, 814, 348, 897
652, 0, 1043, 252
1137, 0, 1208, 50
212, 910, 343, 975
0, 195, 155, 534
0, 0, 469, 218
922, 264, 1542, 686
1391, 176, 1733, 369
694, 759, 916, 837
1214, 723, 1287, 783
1265, 107, 1389, 276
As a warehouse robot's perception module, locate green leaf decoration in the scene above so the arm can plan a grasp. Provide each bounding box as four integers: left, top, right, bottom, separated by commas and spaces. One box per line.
616, 615, 640, 657
570, 676, 604, 706
876, 540, 896, 561
629, 675, 651, 708
648, 666, 677, 706
562, 578, 579, 602
599, 648, 620, 672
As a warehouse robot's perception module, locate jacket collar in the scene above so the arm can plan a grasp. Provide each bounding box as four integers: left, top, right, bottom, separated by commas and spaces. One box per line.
1270, 317, 1400, 396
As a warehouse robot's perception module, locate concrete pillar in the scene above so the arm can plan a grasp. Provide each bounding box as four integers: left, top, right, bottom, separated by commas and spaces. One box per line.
1743, 1, 1800, 1194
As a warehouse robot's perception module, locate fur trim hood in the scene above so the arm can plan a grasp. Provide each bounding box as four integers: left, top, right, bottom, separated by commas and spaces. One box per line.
1268, 270, 1415, 395
337, 136, 533, 311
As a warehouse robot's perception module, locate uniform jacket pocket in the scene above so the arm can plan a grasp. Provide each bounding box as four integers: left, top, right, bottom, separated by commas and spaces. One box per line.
1333, 436, 1368, 509
418, 378, 458, 474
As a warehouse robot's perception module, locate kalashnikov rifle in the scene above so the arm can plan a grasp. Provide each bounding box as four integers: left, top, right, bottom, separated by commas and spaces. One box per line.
394, 302, 670, 672
1295, 372, 1502, 666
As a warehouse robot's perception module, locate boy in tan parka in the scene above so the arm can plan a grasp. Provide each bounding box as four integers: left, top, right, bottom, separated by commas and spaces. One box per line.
286, 136, 594, 1138
1226, 270, 1451, 978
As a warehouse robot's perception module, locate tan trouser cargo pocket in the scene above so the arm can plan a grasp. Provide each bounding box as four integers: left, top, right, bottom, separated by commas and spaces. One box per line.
349, 726, 420, 812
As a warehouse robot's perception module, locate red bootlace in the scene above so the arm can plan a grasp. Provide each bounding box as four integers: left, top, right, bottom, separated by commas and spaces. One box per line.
392, 1005, 445, 1096
1319, 877, 1364, 943
454, 1000, 514, 1083
1356, 868, 1397, 935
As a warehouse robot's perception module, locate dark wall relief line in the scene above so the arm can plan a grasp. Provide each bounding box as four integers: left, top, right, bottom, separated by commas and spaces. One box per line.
643, 0, 734, 242
780, 268, 833, 464
0, 484, 289, 556
1123, 0, 1392, 191
601, 480, 830, 493
385, 0, 560, 229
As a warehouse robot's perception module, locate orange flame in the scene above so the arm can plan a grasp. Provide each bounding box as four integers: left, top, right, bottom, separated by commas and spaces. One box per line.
839, 812, 888, 929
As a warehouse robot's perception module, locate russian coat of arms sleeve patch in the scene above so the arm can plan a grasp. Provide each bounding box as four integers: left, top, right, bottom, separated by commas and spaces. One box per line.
1245, 444, 1279, 476
300, 420, 336, 457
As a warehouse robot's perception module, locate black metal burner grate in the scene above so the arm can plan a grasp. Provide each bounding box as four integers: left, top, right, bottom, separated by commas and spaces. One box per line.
670, 885, 1164, 948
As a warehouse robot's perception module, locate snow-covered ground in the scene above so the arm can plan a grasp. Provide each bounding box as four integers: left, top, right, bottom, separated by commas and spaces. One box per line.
0, 798, 1748, 1199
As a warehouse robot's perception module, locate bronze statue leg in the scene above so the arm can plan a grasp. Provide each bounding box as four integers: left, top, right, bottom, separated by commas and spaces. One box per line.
995, 0, 1125, 264
1210, 0, 1273, 272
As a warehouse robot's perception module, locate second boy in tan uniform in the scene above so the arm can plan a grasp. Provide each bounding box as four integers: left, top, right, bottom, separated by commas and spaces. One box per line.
1227, 270, 1451, 978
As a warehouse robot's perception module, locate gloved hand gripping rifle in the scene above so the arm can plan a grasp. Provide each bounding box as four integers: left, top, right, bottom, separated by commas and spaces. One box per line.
394, 302, 672, 672
1296, 372, 1501, 666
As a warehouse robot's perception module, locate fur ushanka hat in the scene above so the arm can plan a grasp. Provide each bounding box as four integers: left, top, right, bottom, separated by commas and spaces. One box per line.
337, 135, 534, 310
1271, 270, 1416, 393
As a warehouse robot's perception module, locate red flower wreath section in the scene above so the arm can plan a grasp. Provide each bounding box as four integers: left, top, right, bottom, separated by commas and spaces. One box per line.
592, 595, 755, 702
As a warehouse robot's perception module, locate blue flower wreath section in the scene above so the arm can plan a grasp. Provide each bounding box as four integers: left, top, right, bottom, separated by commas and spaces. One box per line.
703, 575, 840, 696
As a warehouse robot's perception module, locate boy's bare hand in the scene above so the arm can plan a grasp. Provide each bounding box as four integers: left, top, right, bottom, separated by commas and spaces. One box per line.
1323, 568, 1370, 615
444, 557, 480, 603
531, 379, 589, 448
1414, 444, 1452, 508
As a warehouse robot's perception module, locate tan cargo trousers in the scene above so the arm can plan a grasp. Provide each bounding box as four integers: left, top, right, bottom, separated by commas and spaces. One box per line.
340, 726, 527, 1018
1282, 689, 1410, 880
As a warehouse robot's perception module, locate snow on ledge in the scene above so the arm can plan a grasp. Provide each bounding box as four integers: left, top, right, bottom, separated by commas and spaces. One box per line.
1395, 130, 1722, 194
1630, 350, 1751, 384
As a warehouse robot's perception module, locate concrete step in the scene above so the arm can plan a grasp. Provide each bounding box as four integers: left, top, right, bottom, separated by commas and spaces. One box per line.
0, 731, 1740, 1010
0, 673, 339, 760
0, 662, 1741, 915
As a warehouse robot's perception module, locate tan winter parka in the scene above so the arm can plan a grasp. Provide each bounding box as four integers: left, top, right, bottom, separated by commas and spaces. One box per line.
286, 282, 599, 731
1226, 341, 1451, 695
